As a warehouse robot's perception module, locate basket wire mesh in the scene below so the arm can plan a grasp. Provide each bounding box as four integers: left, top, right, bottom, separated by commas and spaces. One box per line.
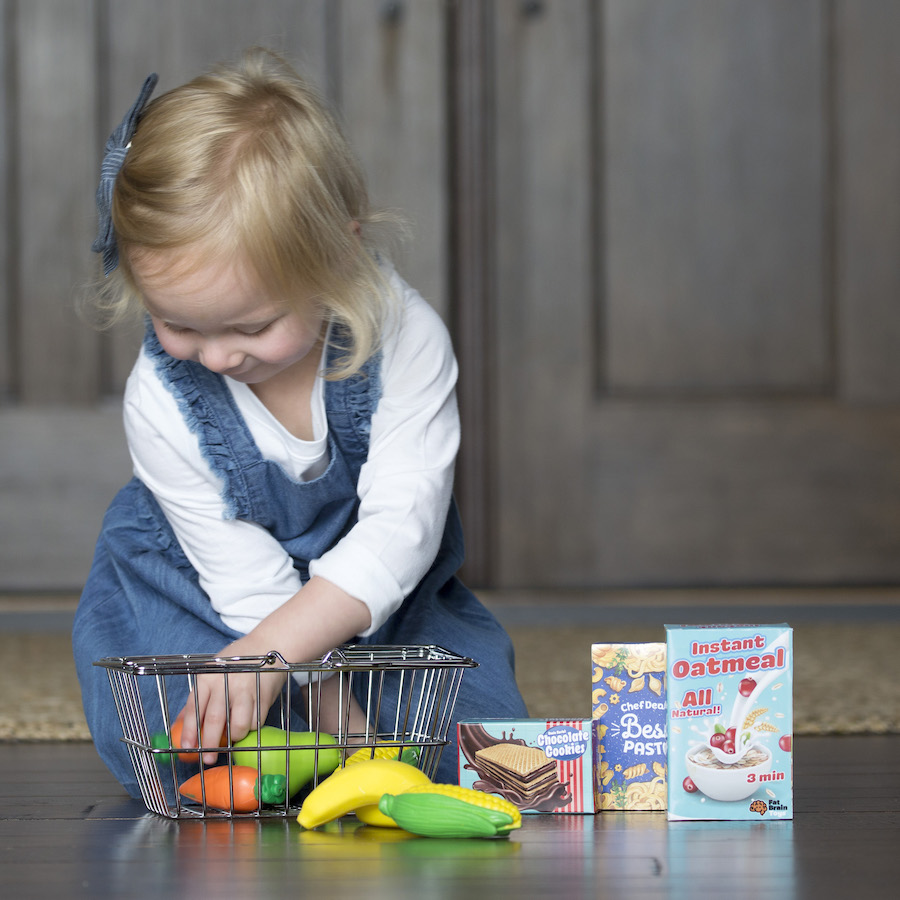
95, 644, 476, 819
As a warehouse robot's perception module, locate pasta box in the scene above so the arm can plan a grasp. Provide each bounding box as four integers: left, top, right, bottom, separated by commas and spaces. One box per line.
591, 642, 668, 810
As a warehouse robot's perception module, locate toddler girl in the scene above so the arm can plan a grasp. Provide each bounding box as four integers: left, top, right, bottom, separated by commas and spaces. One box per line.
73, 49, 527, 797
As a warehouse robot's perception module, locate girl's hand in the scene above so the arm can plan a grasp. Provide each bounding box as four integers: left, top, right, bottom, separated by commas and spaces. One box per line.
177, 635, 288, 764
176, 576, 371, 763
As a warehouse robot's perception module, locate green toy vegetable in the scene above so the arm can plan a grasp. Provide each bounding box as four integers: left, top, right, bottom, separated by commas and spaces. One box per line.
377, 784, 522, 838
232, 727, 340, 796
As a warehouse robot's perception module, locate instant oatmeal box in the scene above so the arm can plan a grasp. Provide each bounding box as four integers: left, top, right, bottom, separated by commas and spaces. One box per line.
665, 624, 793, 821
591, 642, 668, 811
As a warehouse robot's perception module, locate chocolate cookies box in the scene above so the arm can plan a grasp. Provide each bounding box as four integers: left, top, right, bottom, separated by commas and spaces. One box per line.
591, 642, 668, 810
666, 624, 793, 821
458, 719, 596, 813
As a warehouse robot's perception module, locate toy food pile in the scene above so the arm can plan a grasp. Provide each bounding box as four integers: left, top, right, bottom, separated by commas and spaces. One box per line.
158, 721, 521, 838
153, 723, 342, 813
296, 756, 521, 838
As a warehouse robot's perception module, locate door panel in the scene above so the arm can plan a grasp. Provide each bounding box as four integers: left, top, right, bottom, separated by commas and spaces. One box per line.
488, 0, 900, 588
604, 0, 828, 393
835, 1, 900, 402
16, 1, 99, 403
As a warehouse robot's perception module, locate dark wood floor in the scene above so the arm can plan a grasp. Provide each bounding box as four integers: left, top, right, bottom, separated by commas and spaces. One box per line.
1, 736, 898, 899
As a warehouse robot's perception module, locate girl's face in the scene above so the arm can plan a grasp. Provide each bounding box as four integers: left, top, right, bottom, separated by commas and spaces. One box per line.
131, 249, 325, 385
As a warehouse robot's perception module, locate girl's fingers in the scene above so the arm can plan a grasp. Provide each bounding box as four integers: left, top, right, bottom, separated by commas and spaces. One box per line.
257, 671, 288, 721
195, 675, 227, 764
178, 694, 201, 749
196, 673, 261, 762
176, 666, 286, 763
224, 673, 258, 743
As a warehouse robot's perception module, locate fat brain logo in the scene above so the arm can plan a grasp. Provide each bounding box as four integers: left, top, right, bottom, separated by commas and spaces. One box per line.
749, 799, 768, 816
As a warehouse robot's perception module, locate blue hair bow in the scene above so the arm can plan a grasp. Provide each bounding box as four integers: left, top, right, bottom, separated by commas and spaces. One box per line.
91, 73, 159, 276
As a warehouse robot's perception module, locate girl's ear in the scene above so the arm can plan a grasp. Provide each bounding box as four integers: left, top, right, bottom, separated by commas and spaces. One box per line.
350, 220, 361, 238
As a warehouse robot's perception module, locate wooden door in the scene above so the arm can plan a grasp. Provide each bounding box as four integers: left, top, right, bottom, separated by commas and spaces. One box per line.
5, 0, 900, 594
465, 0, 900, 588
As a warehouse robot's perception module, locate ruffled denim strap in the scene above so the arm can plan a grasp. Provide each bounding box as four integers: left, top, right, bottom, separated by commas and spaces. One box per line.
324, 326, 382, 448
143, 321, 253, 520
92, 73, 158, 276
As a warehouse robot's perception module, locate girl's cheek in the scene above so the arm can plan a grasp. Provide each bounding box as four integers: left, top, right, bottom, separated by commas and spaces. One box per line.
153, 331, 175, 355
270, 334, 308, 361
156, 332, 193, 361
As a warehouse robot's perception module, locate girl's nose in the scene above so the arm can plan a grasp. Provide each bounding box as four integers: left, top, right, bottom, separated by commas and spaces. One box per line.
198, 340, 242, 374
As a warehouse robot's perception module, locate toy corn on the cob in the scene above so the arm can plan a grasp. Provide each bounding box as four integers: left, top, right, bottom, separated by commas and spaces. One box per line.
378, 784, 522, 838
342, 745, 421, 767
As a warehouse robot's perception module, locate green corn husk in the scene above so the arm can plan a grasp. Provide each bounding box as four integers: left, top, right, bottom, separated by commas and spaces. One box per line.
377, 791, 518, 838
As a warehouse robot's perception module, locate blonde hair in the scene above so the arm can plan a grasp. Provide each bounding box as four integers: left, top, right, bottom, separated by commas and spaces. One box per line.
95, 48, 403, 378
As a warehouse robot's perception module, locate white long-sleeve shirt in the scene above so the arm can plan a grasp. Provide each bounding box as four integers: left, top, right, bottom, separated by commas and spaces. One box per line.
123, 273, 459, 637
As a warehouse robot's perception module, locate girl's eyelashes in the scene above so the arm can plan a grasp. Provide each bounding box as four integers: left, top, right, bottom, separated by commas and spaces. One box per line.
159, 319, 278, 336
239, 320, 277, 336
161, 321, 191, 335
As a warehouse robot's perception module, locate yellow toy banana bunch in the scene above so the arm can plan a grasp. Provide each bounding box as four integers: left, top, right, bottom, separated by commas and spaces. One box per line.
296, 759, 431, 829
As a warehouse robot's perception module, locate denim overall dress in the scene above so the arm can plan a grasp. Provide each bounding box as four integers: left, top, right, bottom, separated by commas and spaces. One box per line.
73, 326, 527, 797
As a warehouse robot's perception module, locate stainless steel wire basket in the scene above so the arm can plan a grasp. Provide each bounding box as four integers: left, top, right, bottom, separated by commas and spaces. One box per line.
95, 644, 476, 819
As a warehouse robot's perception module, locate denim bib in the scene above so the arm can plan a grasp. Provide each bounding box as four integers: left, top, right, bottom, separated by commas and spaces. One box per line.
144, 323, 380, 583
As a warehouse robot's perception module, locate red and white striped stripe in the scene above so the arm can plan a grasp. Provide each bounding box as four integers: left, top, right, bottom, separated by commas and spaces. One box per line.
546, 719, 587, 813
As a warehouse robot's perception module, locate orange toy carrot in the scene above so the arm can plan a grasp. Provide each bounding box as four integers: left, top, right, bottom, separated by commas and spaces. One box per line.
179, 765, 287, 812
152, 714, 227, 764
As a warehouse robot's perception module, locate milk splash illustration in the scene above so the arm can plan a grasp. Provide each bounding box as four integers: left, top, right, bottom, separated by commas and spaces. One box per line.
700, 630, 791, 766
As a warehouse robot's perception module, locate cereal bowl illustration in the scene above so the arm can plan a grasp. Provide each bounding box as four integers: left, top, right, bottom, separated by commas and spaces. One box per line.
684, 743, 773, 802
